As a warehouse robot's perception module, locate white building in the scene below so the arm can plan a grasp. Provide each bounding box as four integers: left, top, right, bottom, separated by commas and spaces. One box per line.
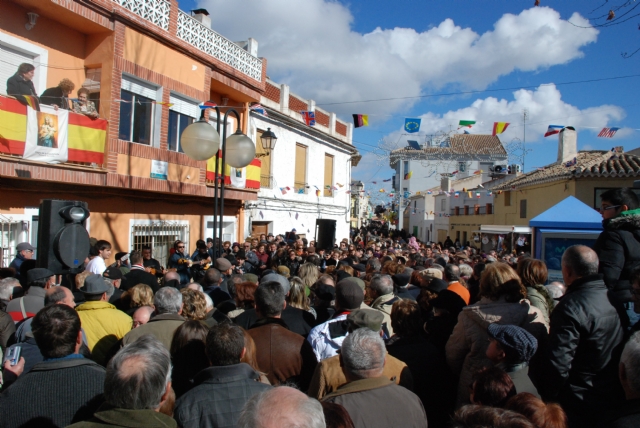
244, 80, 358, 244
350, 181, 372, 229
390, 135, 508, 196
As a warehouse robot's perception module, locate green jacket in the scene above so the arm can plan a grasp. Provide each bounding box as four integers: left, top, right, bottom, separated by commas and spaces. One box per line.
66, 404, 176, 428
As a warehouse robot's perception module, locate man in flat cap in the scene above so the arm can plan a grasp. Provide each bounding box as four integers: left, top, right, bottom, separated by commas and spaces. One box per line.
9, 242, 35, 281
75, 274, 131, 366
486, 323, 539, 398
6, 267, 54, 322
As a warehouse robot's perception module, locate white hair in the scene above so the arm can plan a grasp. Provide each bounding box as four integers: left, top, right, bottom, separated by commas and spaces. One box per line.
237, 387, 325, 428
202, 292, 214, 311
154, 287, 182, 314
0, 278, 18, 300
341, 327, 386, 379
622, 332, 640, 394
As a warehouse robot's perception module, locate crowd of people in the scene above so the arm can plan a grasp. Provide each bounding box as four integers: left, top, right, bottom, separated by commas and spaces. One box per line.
0, 187, 639, 428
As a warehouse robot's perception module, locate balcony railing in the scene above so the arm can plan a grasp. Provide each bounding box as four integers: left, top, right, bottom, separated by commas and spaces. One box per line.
260, 174, 274, 189
176, 10, 263, 81
113, 0, 170, 30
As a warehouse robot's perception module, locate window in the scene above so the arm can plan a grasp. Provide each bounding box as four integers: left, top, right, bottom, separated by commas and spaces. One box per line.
464, 205, 469, 216
454, 206, 460, 216
520, 199, 527, 218
131, 221, 189, 268
441, 199, 446, 211
257, 129, 273, 188
167, 94, 198, 152
324, 154, 334, 197
118, 76, 158, 145
486, 203, 493, 215
118, 90, 154, 145
474, 205, 480, 215
403, 161, 409, 175
459, 162, 466, 172
295, 144, 308, 192
504, 191, 511, 206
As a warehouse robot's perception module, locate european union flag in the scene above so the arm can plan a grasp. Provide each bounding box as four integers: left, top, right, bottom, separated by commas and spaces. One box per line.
404, 118, 421, 133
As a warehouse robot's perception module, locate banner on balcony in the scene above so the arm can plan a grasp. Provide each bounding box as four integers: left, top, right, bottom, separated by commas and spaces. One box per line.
206, 153, 261, 189
0, 96, 106, 165
24, 105, 69, 163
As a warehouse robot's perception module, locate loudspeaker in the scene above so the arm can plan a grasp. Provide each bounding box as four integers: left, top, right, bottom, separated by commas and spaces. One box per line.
315, 219, 336, 251
37, 199, 91, 274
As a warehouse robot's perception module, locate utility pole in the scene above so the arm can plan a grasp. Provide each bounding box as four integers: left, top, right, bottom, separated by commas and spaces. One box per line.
522, 109, 528, 173
398, 158, 404, 232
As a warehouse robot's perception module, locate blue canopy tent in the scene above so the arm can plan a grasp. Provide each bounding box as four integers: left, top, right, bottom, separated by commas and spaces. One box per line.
530, 196, 603, 281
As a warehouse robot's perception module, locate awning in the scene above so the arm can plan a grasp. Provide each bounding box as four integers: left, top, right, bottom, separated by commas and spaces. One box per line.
480, 225, 532, 234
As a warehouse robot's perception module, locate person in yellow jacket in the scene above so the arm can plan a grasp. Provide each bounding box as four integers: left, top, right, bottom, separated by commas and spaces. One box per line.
76, 274, 131, 366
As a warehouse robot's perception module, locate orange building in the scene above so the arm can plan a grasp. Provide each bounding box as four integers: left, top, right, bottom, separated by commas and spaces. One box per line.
0, 0, 268, 267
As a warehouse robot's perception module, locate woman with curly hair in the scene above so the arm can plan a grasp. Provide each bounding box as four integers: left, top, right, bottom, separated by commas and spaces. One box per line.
517, 258, 554, 324
119, 283, 154, 315
180, 288, 207, 320
446, 262, 549, 407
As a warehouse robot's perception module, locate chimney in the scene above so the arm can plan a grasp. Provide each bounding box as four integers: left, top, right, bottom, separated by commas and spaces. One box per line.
192, 9, 211, 28
441, 176, 451, 192
558, 126, 577, 163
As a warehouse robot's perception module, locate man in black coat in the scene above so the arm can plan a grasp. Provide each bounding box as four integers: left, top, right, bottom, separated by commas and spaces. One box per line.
594, 187, 640, 325
174, 323, 271, 428
0, 305, 105, 427
121, 250, 159, 293
40, 78, 75, 110
540, 245, 626, 428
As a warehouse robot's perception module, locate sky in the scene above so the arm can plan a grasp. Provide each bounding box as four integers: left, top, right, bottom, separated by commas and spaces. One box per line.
181, 0, 640, 205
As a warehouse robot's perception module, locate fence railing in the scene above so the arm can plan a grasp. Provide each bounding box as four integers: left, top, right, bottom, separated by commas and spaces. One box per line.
112, 0, 170, 30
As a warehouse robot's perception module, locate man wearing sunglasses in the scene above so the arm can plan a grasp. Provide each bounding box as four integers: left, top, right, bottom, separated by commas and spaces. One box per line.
594, 187, 640, 326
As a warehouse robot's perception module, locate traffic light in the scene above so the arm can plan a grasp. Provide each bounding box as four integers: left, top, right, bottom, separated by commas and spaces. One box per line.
37, 199, 91, 274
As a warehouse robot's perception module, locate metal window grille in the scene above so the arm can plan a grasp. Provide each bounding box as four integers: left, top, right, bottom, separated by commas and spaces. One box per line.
131, 222, 189, 268
0, 217, 22, 268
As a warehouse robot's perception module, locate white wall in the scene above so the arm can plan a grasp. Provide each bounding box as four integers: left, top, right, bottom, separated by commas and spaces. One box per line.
246, 114, 352, 242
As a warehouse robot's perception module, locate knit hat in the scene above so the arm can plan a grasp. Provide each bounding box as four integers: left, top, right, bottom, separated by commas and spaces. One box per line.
335, 279, 364, 310
427, 278, 449, 294
103, 266, 123, 280
336, 270, 352, 282
314, 283, 335, 302
260, 273, 291, 295
487, 323, 538, 363
214, 258, 232, 272
347, 309, 384, 333
27, 268, 54, 283
243, 273, 259, 284
420, 268, 443, 281
276, 265, 290, 277
82, 274, 110, 295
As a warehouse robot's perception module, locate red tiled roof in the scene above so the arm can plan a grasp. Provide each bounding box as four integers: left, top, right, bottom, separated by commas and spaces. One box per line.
391, 134, 507, 157
492, 151, 640, 190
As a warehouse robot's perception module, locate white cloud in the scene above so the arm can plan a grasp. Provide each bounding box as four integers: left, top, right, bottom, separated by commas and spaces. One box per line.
201, 1, 598, 115
381, 83, 625, 146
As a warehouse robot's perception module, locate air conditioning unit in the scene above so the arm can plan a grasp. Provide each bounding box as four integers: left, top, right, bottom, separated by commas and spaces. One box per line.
508, 164, 521, 174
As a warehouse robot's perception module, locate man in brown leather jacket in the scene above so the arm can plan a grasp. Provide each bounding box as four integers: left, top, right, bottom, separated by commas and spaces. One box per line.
247, 281, 317, 391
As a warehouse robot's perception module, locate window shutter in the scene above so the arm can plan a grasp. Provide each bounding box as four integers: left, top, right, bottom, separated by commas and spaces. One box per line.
170, 93, 199, 118
121, 74, 157, 99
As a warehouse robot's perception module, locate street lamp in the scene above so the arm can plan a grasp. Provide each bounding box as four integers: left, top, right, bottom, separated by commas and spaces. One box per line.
181, 101, 255, 256
256, 127, 278, 157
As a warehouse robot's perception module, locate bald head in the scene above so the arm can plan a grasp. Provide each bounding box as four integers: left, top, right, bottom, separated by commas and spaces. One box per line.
132, 305, 154, 328
562, 245, 599, 286
186, 282, 203, 292
237, 387, 325, 428
164, 271, 180, 283
45, 286, 75, 308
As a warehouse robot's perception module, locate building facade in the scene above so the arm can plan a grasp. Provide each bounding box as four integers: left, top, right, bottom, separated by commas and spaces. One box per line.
0, 0, 286, 267
243, 80, 356, 243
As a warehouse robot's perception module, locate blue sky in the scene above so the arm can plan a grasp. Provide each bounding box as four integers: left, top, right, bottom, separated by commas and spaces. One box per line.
182, 0, 640, 203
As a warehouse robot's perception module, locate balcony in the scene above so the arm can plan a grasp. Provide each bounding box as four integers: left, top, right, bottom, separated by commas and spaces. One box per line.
176, 10, 262, 81
260, 174, 274, 189
0, 95, 107, 169
111, 0, 263, 81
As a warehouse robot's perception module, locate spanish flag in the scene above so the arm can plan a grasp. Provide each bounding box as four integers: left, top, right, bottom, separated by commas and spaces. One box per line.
404, 171, 412, 180
352, 114, 369, 128
492, 122, 510, 136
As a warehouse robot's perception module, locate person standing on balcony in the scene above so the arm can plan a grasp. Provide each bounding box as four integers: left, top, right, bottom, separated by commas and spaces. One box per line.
6, 63, 37, 107
40, 78, 74, 110
72, 87, 98, 118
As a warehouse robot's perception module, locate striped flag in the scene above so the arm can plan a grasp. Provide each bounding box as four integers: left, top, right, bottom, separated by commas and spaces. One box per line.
250, 104, 268, 116
352, 114, 369, 128
404, 171, 413, 180
544, 125, 564, 137
492, 122, 509, 136
199, 100, 217, 110
459, 120, 476, 128
597, 127, 619, 138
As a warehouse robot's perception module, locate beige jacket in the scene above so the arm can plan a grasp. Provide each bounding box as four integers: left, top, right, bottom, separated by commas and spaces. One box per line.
370, 293, 397, 337
445, 296, 549, 407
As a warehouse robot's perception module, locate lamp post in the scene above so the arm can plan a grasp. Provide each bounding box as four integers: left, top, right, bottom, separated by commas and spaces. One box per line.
181, 101, 256, 257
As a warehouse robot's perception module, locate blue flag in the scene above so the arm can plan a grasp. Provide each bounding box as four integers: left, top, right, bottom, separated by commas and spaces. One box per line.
404, 118, 421, 133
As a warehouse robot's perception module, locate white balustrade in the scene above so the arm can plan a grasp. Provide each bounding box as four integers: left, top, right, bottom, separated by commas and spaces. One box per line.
113, 0, 170, 30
